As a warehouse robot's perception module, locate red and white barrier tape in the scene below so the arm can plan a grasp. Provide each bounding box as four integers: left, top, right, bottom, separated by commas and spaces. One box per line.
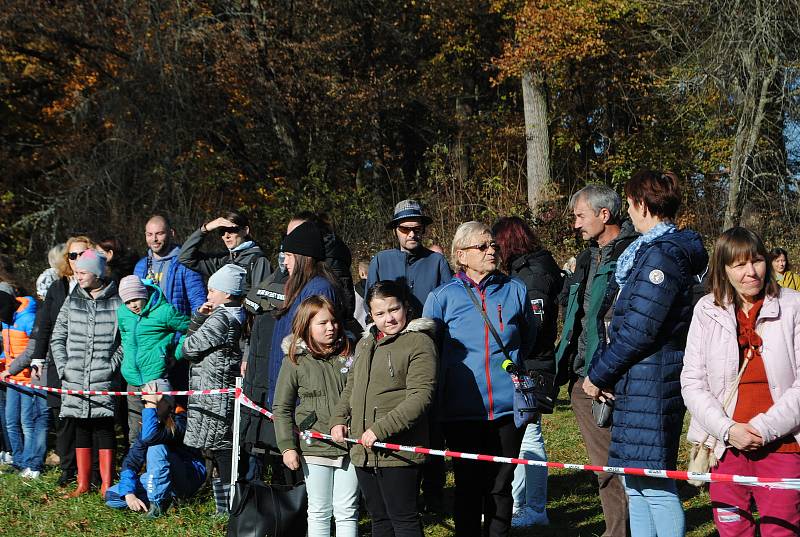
300, 430, 800, 490
1, 378, 233, 397
237, 391, 275, 420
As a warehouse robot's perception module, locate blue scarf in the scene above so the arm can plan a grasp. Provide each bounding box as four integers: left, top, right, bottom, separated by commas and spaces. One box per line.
614, 221, 676, 288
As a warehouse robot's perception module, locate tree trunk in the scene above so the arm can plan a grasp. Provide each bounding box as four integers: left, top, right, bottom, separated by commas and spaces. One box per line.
522, 69, 550, 214
723, 52, 779, 231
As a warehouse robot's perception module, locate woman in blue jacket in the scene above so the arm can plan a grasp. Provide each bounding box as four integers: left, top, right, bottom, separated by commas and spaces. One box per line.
423, 221, 537, 537
583, 170, 708, 537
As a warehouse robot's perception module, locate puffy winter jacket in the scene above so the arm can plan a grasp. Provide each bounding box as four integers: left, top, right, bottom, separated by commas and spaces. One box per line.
273, 336, 354, 458
587, 229, 708, 470
423, 272, 537, 422
366, 247, 452, 316
1, 295, 37, 381
50, 282, 123, 419
682, 289, 800, 460
181, 304, 243, 451
117, 281, 190, 386
330, 318, 438, 467
179, 228, 271, 294
134, 246, 207, 316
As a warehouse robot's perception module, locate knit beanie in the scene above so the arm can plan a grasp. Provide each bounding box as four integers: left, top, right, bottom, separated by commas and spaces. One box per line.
282, 221, 325, 260
119, 275, 148, 303
208, 264, 247, 296
0, 282, 15, 297
75, 249, 107, 277
0, 289, 18, 325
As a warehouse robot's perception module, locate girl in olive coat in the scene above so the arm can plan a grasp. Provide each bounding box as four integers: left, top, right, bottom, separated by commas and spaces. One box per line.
272, 295, 358, 537
330, 280, 437, 537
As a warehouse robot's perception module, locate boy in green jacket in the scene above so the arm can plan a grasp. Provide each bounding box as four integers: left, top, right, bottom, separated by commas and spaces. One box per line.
117, 275, 190, 444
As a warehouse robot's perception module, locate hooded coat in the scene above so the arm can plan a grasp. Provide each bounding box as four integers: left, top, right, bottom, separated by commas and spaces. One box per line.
117, 281, 190, 386
330, 318, 437, 467
50, 281, 123, 419
587, 229, 708, 470
181, 304, 243, 450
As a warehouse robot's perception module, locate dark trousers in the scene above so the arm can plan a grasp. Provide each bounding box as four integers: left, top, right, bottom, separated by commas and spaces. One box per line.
70, 417, 116, 450
570, 377, 629, 537
444, 415, 524, 537
420, 422, 446, 502
356, 465, 423, 537
126, 385, 143, 446
210, 448, 233, 483
53, 411, 77, 475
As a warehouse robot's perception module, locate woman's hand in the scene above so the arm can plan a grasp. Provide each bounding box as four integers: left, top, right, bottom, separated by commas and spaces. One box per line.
582, 377, 601, 399
125, 493, 147, 512
330, 424, 348, 443
197, 302, 214, 315
203, 217, 237, 233
141, 391, 161, 405
728, 423, 763, 451
282, 449, 301, 471
361, 429, 378, 449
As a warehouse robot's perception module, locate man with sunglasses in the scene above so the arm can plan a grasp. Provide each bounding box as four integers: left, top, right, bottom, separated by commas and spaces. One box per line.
365, 199, 451, 513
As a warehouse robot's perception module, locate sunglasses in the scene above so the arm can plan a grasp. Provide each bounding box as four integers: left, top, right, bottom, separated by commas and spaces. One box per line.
461, 241, 499, 252
396, 225, 425, 235
67, 252, 84, 260
218, 226, 241, 235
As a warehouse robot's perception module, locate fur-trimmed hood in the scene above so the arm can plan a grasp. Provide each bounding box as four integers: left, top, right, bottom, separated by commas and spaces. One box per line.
281, 331, 357, 356
362, 316, 437, 341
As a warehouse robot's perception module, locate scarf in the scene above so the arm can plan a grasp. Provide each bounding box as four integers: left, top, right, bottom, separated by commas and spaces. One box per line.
615, 221, 676, 288
736, 298, 764, 353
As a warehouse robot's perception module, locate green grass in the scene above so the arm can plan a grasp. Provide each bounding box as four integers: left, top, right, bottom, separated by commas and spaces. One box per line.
0, 388, 718, 536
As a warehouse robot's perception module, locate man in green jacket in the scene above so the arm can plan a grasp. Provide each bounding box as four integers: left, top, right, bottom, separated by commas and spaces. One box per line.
555, 185, 637, 537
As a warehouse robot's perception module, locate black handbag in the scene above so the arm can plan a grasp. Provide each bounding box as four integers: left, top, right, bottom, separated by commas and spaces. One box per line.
461, 279, 557, 419
227, 479, 308, 537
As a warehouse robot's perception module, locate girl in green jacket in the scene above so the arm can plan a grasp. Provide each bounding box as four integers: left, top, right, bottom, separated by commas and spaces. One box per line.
272, 295, 359, 537
331, 280, 437, 537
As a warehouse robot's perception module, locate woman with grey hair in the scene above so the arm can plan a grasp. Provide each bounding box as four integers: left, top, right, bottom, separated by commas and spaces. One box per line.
423, 221, 538, 537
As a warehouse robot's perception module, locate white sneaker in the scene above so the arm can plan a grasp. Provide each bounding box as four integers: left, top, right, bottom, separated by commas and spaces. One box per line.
20, 468, 41, 479
511, 506, 550, 527
0, 452, 12, 465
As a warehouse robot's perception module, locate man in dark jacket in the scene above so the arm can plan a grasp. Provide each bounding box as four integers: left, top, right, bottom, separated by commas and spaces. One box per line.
366, 199, 452, 513
555, 185, 637, 537
365, 200, 452, 316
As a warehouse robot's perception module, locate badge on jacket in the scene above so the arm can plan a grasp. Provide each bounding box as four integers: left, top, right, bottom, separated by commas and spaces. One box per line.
649, 269, 665, 285
530, 298, 544, 318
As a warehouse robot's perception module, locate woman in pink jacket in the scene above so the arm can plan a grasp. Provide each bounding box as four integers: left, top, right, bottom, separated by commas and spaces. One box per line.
681, 227, 800, 537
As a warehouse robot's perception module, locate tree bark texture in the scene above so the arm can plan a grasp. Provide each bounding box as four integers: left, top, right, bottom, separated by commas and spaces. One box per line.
522, 69, 550, 214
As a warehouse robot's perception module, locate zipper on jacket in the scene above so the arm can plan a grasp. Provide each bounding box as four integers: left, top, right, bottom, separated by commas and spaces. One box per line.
387, 352, 395, 377
481, 291, 495, 420
373, 406, 379, 468
497, 304, 504, 332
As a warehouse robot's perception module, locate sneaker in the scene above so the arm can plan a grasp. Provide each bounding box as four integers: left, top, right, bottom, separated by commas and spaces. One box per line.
20, 468, 41, 479
511, 505, 550, 527
0, 451, 11, 465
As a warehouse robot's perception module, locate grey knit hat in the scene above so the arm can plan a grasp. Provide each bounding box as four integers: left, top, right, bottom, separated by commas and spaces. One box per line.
74, 249, 107, 277
208, 264, 247, 296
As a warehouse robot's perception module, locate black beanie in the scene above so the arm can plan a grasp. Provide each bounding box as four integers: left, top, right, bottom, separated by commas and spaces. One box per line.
283, 221, 325, 260
0, 291, 18, 325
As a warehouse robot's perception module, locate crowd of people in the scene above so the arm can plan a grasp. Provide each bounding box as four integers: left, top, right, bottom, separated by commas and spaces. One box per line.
0, 169, 798, 537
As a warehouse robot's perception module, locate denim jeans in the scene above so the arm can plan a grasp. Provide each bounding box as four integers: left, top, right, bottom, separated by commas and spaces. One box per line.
0, 386, 9, 454
105, 444, 206, 508
4, 384, 48, 469
623, 475, 685, 537
302, 458, 359, 537
511, 418, 548, 512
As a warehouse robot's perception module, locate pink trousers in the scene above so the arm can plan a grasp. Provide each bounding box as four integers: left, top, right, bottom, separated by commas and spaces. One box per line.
709, 449, 800, 537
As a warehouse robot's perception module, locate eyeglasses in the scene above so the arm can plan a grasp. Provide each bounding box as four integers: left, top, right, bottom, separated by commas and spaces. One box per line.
396, 225, 425, 235
218, 226, 241, 235
461, 241, 499, 252
67, 252, 84, 260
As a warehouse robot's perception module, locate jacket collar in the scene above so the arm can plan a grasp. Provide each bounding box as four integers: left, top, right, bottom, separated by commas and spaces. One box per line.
364, 317, 437, 345
702, 292, 780, 335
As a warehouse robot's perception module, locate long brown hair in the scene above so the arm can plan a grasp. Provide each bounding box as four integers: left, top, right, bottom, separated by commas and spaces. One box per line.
710, 227, 780, 308
287, 295, 351, 364
277, 254, 339, 318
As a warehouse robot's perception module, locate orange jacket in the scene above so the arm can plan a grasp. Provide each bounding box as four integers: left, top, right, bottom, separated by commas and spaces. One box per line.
1, 296, 37, 381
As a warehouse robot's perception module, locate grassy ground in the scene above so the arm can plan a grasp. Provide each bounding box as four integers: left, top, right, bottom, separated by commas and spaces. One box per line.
0, 388, 718, 536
